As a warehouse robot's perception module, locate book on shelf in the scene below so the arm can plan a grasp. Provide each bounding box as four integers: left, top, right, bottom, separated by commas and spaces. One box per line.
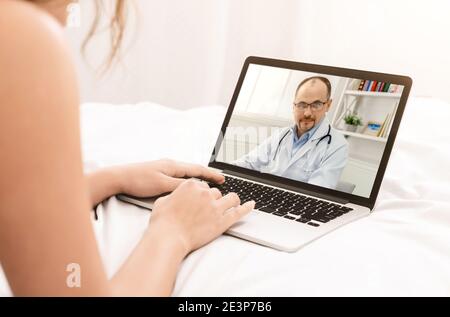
377, 109, 398, 138
353, 80, 402, 93
351, 79, 363, 90
377, 113, 390, 138
357, 80, 365, 90
385, 103, 399, 137
362, 80, 370, 91
383, 112, 394, 138
363, 121, 382, 136
388, 84, 403, 93
375, 81, 382, 92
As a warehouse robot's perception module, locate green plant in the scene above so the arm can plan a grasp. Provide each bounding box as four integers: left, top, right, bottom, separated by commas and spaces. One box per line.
343, 114, 363, 126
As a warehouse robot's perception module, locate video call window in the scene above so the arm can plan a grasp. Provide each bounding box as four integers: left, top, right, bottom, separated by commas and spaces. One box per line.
215, 64, 404, 198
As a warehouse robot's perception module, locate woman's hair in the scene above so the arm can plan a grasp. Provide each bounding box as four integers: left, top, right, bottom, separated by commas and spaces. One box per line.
83, 0, 127, 70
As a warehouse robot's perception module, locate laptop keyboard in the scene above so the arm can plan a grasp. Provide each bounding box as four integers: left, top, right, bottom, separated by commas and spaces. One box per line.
208, 175, 353, 227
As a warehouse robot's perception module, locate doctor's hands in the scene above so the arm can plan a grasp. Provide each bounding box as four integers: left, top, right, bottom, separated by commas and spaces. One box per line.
115, 159, 225, 198
148, 178, 255, 256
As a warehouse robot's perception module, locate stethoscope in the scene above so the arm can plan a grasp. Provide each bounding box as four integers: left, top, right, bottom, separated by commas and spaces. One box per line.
273, 124, 332, 160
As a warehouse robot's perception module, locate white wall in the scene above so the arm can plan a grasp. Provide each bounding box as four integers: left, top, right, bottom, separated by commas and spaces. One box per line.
66, 0, 300, 108
294, 0, 450, 102
66, 0, 450, 108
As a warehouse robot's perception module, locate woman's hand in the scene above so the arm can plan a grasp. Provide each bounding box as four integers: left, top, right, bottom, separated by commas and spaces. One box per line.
148, 179, 255, 256
116, 159, 225, 197
87, 159, 225, 207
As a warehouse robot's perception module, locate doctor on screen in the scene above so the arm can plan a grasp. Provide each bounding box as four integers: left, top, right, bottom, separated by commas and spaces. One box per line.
234, 76, 348, 189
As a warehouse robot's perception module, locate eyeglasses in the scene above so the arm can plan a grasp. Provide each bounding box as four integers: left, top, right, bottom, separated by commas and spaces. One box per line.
293, 100, 328, 111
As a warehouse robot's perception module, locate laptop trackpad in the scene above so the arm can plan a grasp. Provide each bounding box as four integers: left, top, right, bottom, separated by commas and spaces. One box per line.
226, 211, 318, 252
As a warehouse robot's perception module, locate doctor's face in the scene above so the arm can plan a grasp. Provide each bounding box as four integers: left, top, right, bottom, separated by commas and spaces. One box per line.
293, 80, 331, 136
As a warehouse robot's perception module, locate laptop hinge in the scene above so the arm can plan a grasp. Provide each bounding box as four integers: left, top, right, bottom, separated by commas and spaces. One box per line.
221, 169, 349, 205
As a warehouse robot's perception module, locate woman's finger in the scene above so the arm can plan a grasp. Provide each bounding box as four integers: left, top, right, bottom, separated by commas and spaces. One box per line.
161, 175, 185, 192
209, 187, 222, 200
169, 162, 225, 184
162, 176, 209, 193
221, 201, 255, 231
216, 192, 241, 211
153, 194, 169, 208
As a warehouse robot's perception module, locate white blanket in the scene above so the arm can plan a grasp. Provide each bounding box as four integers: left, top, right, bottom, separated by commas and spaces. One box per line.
1, 98, 450, 296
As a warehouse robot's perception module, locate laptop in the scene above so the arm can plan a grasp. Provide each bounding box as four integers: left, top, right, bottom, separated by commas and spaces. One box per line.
118, 56, 412, 252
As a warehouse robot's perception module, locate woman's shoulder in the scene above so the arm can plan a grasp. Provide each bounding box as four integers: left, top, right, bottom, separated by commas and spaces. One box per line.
0, 0, 65, 41
0, 0, 79, 151
0, 0, 73, 81
0, 0, 78, 111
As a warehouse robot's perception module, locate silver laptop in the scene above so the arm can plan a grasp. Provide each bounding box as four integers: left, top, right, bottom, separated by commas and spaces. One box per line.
119, 56, 412, 252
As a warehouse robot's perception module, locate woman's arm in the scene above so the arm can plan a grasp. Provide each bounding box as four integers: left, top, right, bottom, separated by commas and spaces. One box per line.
86, 160, 225, 208
0, 2, 109, 295
86, 167, 123, 207
0, 1, 252, 296
109, 179, 254, 296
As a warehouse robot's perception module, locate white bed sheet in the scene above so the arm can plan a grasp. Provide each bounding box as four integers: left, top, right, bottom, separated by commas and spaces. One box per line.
1, 97, 450, 296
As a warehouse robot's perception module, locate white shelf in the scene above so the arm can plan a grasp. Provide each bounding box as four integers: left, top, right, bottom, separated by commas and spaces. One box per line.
336, 129, 388, 143
331, 80, 400, 143
344, 90, 402, 98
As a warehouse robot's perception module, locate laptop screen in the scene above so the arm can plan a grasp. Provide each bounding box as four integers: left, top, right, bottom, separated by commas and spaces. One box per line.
214, 63, 406, 198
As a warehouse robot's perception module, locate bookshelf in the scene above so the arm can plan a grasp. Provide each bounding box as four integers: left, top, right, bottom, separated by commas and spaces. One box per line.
344, 90, 402, 98
338, 130, 388, 143
331, 78, 402, 141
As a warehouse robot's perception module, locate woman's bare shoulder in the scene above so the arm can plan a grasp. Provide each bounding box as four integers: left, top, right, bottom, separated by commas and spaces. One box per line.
0, 0, 76, 94
0, 0, 78, 120
0, 0, 80, 180
0, 0, 66, 42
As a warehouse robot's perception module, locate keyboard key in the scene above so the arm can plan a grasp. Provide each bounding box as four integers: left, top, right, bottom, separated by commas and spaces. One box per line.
339, 206, 353, 213
259, 206, 275, 213
284, 216, 296, 220
315, 217, 331, 223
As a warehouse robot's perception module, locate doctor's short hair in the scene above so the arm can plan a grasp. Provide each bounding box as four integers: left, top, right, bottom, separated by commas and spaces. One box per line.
295, 76, 332, 100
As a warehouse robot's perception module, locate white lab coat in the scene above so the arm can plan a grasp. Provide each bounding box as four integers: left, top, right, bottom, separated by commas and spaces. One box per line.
234, 116, 348, 189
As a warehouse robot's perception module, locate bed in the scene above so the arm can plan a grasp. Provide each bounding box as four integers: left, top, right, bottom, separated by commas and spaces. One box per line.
1, 97, 450, 296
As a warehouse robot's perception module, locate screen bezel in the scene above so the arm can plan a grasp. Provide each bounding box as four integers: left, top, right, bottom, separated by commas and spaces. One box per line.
208, 56, 412, 209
